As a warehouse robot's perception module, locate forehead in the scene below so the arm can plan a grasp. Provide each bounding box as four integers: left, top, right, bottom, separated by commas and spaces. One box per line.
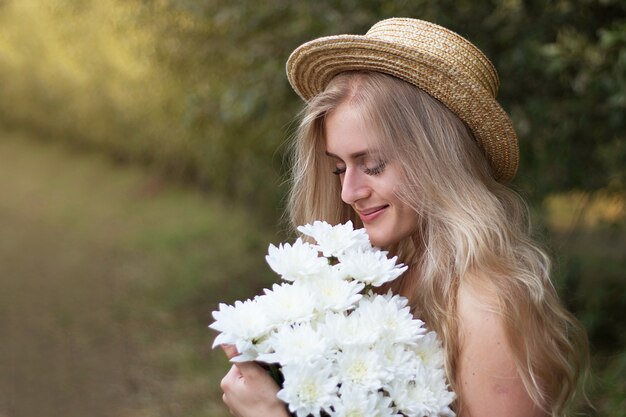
324, 102, 378, 155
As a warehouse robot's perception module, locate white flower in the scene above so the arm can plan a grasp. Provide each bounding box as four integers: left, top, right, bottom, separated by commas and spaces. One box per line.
355, 293, 426, 345
277, 360, 339, 417
412, 331, 445, 370
210, 221, 456, 417
257, 322, 331, 365
209, 298, 271, 360
265, 238, 329, 281
321, 310, 379, 348
373, 391, 403, 417
298, 220, 371, 257
303, 275, 364, 313
376, 339, 423, 382
334, 345, 390, 390
389, 365, 456, 417
259, 282, 318, 326
330, 383, 381, 417
338, 249, 407, 287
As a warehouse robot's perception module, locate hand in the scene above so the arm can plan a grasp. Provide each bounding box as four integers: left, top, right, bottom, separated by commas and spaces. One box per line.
220, 345, 290, 417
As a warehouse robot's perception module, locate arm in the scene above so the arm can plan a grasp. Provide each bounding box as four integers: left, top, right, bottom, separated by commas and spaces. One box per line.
456, 285, 546, 417
220, 345, 290, 417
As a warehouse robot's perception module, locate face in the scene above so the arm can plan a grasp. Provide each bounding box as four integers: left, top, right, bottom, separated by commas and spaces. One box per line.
324, 102, 418, 248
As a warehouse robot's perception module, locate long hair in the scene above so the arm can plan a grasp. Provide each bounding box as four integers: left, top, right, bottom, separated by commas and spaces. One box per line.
287, 71, 589, 416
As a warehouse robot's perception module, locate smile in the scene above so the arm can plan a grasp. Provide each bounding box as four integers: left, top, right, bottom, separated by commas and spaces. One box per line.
357, 205, 389, 223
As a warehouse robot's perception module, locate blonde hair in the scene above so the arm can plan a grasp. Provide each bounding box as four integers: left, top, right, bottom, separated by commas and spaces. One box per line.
287, 71, 589, 416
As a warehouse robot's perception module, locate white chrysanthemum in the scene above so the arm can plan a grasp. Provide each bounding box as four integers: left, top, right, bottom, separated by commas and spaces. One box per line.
257, 322, 331, 365
277, 360, 339, 417
330, 383, 381, 417
265, 238, 329, 281
210, 221, 456, 417
378, 288, 411, 308
373, 390, 403, 417
412, 331, 446, 370
321, 311, 379, 348
303, 275, 364, 313
209, 298, 271, 359
355, 294, 426, 345
376, 339, 422, 382
389, 366, 456, 417
298, 220, 371, 257
334, 345, 390, 390
259, 282, 318, 326
338, 249, 407, 287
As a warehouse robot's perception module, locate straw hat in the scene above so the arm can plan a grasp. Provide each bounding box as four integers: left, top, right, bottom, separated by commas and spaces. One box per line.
286, 18, 519, 182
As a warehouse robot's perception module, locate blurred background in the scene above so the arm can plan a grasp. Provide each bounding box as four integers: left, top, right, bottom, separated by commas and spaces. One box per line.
0, 0, 624, 416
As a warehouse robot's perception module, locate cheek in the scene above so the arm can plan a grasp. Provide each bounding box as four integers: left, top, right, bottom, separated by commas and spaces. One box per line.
394, 200, 419, 233
401, 214, 419, 237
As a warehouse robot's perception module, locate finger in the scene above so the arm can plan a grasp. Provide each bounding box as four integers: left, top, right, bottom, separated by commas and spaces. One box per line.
231, 360, 267, 379
220, 344, 239, 360
220, 345, 268, 381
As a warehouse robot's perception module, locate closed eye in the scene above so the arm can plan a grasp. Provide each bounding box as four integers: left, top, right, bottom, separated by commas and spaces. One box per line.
363, 161, 385, 176
332, 166, 346, 176
325, 150, 385, 176
331, 161, 385, 176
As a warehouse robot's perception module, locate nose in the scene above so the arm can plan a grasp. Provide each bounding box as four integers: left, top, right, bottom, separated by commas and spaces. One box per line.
340, 167, 371, 205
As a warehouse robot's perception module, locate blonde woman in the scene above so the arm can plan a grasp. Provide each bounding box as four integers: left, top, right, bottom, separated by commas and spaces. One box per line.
220, 18, 589, 417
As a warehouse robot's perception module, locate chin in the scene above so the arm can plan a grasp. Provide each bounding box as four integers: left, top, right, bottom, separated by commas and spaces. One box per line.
366, 228, 414, 250
366, 232, 390, 248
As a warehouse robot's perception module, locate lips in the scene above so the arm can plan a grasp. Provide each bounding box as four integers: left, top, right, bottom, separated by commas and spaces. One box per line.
357, 205, 389, 223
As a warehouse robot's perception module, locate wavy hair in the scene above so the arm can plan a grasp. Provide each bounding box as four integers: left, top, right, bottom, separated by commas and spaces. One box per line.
287, 71, 589, 416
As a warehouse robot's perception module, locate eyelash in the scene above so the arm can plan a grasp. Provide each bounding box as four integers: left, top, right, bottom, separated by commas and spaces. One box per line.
364, 162, 386, 176
332, 162, 386, 176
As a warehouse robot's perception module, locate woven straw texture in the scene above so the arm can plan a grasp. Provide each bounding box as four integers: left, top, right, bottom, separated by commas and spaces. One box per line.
287, 18, 519, 182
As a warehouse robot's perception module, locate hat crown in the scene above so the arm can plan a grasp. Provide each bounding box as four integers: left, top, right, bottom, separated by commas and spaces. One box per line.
365, 18, 499, 97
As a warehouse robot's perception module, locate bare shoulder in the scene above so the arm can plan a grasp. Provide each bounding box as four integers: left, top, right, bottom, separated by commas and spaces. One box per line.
456, 281, 545, 417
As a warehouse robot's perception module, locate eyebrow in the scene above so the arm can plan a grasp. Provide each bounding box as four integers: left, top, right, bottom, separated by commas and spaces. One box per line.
324, 150, 370, 160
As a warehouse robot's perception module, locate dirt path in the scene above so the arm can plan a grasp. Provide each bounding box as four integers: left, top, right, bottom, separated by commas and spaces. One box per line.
0, 138, 155, 416
0, 209, 140, 417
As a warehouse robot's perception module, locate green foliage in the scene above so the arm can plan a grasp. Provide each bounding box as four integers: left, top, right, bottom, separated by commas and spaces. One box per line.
541, 192, 626, 416
157, 0, 626, 203
0, 0, 623, 213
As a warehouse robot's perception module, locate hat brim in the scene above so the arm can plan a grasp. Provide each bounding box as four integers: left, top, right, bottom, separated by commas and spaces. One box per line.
287, 35, 518, 183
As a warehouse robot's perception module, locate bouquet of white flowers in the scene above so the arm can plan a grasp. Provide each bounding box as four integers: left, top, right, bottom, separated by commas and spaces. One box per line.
210, 221, 456, 417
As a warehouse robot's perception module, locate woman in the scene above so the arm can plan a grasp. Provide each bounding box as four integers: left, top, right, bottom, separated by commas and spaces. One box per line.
220, 18, 589, 417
